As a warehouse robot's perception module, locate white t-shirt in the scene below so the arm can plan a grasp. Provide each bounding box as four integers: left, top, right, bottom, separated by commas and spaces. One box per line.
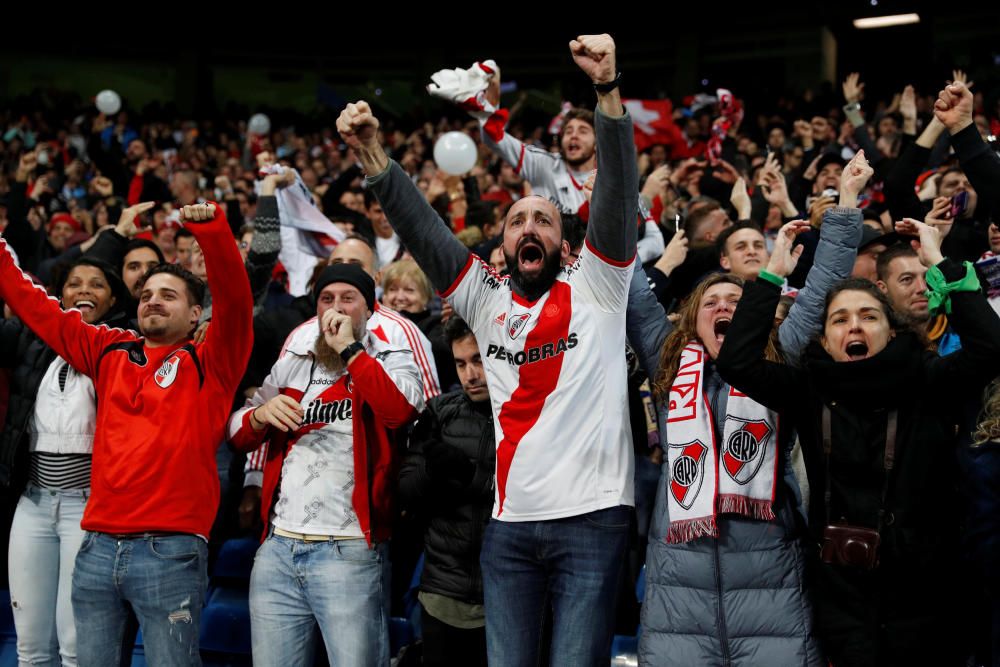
442, 241, 635, 522
375, 234, 402, 268
272, 370, 361, 538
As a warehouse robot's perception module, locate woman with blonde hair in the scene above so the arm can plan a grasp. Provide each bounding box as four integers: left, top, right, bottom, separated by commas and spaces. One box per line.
381, 259, 457, 390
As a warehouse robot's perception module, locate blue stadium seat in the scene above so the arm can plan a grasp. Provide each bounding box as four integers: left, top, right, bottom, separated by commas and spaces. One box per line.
130, 629, 146, 667
0, 638, 17, 665
610, 633, 639, 666
199, 587, 252, 657
0, 589, 14, 638
389, 616, 415, 656
212, 537, 259, 582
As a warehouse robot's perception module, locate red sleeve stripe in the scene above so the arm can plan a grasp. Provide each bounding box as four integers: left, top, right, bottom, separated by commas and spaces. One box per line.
440, 253, 476, 299
379, 308, 436, 395
514, 144, 526, 176
377, 307, 436, 396
584, 237, 636, 268
248, 438, 265, 469
378, 308, 440, 398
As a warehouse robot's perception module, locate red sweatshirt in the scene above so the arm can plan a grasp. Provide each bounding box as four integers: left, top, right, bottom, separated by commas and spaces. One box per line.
0, 205, 252, 536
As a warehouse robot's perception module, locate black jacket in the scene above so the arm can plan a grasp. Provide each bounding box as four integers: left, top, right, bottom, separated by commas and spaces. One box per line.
0, 310, 131, 494
717, 263, 1000, 666
0, 320, 57, 491
398, 391, 495, 605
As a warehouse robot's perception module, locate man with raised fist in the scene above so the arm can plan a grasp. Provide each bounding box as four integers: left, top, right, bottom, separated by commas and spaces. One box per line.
339, 34, 637, 666
0, 202, 253, 665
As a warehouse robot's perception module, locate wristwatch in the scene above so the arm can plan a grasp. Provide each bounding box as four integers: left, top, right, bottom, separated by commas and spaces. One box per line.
340, 341, 365, 364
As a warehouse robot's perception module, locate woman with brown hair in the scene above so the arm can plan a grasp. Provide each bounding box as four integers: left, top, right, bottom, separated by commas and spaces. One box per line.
717, 219, 1000, 665
631, 153, 872, 666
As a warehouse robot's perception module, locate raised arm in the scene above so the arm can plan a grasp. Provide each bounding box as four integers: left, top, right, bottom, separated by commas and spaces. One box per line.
779, 152, 870, 362
626, 263, 673, 378
936, 80, 1000, 220
0, 237, 131, 376
894, 218, 1000, 392
570, 34, 638, 264
337, 102, 470, 293
716, 278, 807, 415
245, 173, 293, 307
187, 203, 254, 390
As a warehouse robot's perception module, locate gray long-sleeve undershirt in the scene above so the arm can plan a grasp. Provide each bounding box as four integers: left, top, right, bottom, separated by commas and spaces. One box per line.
367, 106, 639, 294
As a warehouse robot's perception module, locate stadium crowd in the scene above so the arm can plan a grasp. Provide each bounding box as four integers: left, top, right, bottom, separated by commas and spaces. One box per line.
0, 31, 999, 667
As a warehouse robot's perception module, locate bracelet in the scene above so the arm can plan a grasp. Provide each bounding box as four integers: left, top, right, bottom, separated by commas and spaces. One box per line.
249, 408, 264, 430
757, 269, 785, 287
593, 72, 622, 94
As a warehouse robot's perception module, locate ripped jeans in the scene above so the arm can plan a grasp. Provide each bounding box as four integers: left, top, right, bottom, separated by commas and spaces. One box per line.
71, 532, 207, 667
9, 486, 88, 667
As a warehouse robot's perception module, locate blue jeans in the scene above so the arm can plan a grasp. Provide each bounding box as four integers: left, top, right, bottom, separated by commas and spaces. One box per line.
248, 534, 390, 667
71, 532, 208, 667
9, 486, 88, 667
480, 505, 631, 667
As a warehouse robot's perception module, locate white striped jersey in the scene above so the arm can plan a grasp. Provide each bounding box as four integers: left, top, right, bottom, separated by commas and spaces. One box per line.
442, 241, 636, 522
243, 303, 440, 482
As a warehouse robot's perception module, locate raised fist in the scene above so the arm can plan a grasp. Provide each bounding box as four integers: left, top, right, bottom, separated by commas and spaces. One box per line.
840, 150, 874, 201
569, 34, 616, 85
337, 101, 380, 151
180, 203, 217, 223
934, 81, 974, 133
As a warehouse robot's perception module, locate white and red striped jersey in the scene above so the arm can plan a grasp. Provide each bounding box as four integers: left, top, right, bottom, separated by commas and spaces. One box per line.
442, 240, 636, 522
243, 302, 440, 485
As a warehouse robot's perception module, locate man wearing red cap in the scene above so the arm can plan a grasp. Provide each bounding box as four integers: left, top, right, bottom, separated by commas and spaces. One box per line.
47, 212, 83, 252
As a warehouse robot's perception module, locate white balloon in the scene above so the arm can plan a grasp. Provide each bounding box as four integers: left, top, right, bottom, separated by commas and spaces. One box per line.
248, 113, 271, 135
433, 131, 477, 175
95, 90, 121, 115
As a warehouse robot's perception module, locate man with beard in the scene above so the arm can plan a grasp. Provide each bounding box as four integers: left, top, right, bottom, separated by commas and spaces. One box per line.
339, 34, 637, 667
227, 263, 424, 667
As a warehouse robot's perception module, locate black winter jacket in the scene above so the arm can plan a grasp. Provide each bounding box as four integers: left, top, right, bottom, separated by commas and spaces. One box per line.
0, 310, 130, 494
717, 261, 1000, 666
398, 391, 494, 604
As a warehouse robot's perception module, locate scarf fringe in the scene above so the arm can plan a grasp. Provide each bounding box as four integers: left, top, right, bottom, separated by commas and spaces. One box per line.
717, 494, 775, 522
666, 516, 718, 544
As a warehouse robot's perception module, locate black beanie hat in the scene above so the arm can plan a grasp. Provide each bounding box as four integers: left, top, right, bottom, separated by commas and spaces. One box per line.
312, 263, 376, 311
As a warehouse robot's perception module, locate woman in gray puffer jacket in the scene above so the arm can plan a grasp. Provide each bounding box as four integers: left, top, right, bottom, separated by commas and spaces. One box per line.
628, 194, 864, 665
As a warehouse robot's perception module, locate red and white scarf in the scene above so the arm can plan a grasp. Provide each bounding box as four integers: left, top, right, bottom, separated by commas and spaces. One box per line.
665, 342, 779, 543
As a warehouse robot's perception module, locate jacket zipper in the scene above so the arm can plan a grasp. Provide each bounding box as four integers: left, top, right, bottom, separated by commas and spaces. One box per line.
708, 373, 731, 666
714, 538, 731, 666
469, 419, 491, 597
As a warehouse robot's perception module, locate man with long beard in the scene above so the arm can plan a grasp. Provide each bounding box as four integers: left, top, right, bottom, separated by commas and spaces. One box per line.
338, 33, 637, 667
227, 263, 424, 666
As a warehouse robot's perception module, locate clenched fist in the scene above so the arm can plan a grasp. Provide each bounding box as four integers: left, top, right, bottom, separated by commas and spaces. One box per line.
321, 309, 358, 355
180, 203, 217, 223
337, 101, 380, 151
569, 34, 616, 84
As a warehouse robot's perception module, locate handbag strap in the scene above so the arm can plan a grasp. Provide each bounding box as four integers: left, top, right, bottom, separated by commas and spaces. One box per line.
822, 405, 897, 529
